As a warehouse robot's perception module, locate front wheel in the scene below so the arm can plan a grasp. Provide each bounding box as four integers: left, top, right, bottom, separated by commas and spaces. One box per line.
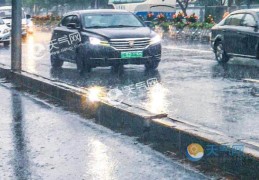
214, 42, 229, 63
3, 41, 10, 47
145, 61, 159, 70
76, 55, 91, 75
51, 54, 63, 68
112, 64, 124, 73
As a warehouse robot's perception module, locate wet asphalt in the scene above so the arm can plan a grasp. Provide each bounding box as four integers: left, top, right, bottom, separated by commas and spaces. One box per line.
0, 83, 209, 179
0, 31, 258, 146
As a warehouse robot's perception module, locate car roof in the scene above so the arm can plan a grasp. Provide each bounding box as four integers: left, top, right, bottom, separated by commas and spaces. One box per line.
0, 6, 25, 10
231, 8, 259, 14
0, 6, 12, 10
64, 9, 130, 16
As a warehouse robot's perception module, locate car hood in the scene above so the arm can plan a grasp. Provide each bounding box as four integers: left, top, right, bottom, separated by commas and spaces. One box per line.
2, 19, 11, 25
2, 19, 27, 25
83, 27, 152, 39
0, 23, 10, 30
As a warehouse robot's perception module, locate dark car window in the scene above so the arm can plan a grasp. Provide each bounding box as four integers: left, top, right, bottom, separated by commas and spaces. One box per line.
61, 15, 74, 26
225, 14, 244, 26
242, 14, 256, 27
70, 16, 80, 27
82, 13, 144, 28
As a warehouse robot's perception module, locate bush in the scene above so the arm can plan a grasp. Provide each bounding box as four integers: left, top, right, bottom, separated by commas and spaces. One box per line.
160, 22, 171, 32
186, 13, 199, 23
172, 12, 185, 23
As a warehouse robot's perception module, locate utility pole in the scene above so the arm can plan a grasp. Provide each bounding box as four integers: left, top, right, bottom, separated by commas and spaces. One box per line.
11, 0, 22, 72
95, 0, 99, 9
247, 0, 251, 9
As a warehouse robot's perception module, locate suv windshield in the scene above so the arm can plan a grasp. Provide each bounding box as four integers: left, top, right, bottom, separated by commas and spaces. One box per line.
83, 13, 144, 28
0, 9, 12, 19
0, 9, 25, 19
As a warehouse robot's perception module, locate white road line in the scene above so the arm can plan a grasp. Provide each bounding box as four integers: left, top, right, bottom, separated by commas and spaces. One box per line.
163, 46, 212, 54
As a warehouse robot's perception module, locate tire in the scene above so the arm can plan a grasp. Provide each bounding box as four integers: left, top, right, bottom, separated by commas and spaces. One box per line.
76, 55, 91, 75
3, 41, 10, 47
145, 61, 159, 70
51, 54, 63, 68
214, 41, 229, 63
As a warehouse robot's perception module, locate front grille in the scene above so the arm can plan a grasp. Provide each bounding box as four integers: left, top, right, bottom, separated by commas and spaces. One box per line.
109, 38, 150, 50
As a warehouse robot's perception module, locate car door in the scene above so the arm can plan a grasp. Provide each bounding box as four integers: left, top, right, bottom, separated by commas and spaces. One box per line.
57, 15, 74, 61
239, 13, 259, 57
66, 15, 82, 62
223, 13, 245, 55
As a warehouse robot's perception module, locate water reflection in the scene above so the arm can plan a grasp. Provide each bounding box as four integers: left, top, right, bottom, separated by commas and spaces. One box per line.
146, 83, 168, 114
25, 35, 37, 73
89, 140, 115, 179
11, 92, 30, 179
212, 61, 259, 80
50, 67, 161, 89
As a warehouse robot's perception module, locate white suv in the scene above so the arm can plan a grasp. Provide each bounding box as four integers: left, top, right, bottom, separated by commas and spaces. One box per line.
0, 18, 10, 46
0, 6, 34, 37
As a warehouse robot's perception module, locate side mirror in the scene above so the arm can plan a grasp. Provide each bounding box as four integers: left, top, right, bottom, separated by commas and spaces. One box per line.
26, 14, 31, 19
67, 23, 78, 29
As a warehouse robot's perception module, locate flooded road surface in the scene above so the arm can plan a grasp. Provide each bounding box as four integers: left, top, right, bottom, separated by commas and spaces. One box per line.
0, 83, 209, 179
0, 31, 259, 146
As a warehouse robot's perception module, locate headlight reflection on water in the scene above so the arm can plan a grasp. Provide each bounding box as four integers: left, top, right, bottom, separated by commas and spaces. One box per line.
87, 83, 168, 115
146, 83, 168, 114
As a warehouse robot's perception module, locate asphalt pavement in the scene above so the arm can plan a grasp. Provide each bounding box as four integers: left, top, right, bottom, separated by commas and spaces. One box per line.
0, 82, 209, 179
0, 31, 259, 147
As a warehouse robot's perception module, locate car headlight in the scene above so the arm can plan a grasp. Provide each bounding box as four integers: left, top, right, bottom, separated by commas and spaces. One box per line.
89, 37, 109, 46
150, 35, 161, 45
3, 29, 9, 34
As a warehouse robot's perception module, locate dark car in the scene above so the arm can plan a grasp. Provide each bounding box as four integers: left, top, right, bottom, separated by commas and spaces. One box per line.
50, 9, 162, 73
211, 9, 259, 63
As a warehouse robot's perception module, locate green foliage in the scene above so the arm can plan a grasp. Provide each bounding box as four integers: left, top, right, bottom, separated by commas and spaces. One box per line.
160, 22, 170, 32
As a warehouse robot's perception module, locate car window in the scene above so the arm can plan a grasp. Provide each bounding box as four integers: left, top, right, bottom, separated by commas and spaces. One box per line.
70, 16, 80, 27
225, 14, 244, 26
83, 13, 144, 28
242, 14, 256, 27
0, 18, 4, 25
61, 15, 74, 26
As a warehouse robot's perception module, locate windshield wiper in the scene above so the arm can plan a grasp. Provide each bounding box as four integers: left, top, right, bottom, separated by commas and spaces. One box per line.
2, 17, 12, 19
86, 25, 109, 29
107, 25, 141, 28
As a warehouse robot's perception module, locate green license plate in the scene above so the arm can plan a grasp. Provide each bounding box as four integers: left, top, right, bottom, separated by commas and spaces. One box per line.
121, 51, 143, 59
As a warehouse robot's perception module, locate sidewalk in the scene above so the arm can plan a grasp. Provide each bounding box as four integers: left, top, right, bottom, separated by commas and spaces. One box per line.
0, 83, 208, 179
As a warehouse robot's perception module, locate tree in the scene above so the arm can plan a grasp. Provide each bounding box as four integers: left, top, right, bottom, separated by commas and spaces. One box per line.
176, 0, 194, 16
0, 0, 6, 5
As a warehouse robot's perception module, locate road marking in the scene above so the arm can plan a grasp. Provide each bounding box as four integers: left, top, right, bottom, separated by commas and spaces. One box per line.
163, 46, 212, 54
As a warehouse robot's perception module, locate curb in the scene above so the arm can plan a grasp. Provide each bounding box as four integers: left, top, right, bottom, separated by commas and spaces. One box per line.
0, 65, 258, 178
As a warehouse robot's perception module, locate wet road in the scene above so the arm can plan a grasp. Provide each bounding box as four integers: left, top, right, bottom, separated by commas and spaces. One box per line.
0, 31, 259, 146
0, 82, 208, 179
